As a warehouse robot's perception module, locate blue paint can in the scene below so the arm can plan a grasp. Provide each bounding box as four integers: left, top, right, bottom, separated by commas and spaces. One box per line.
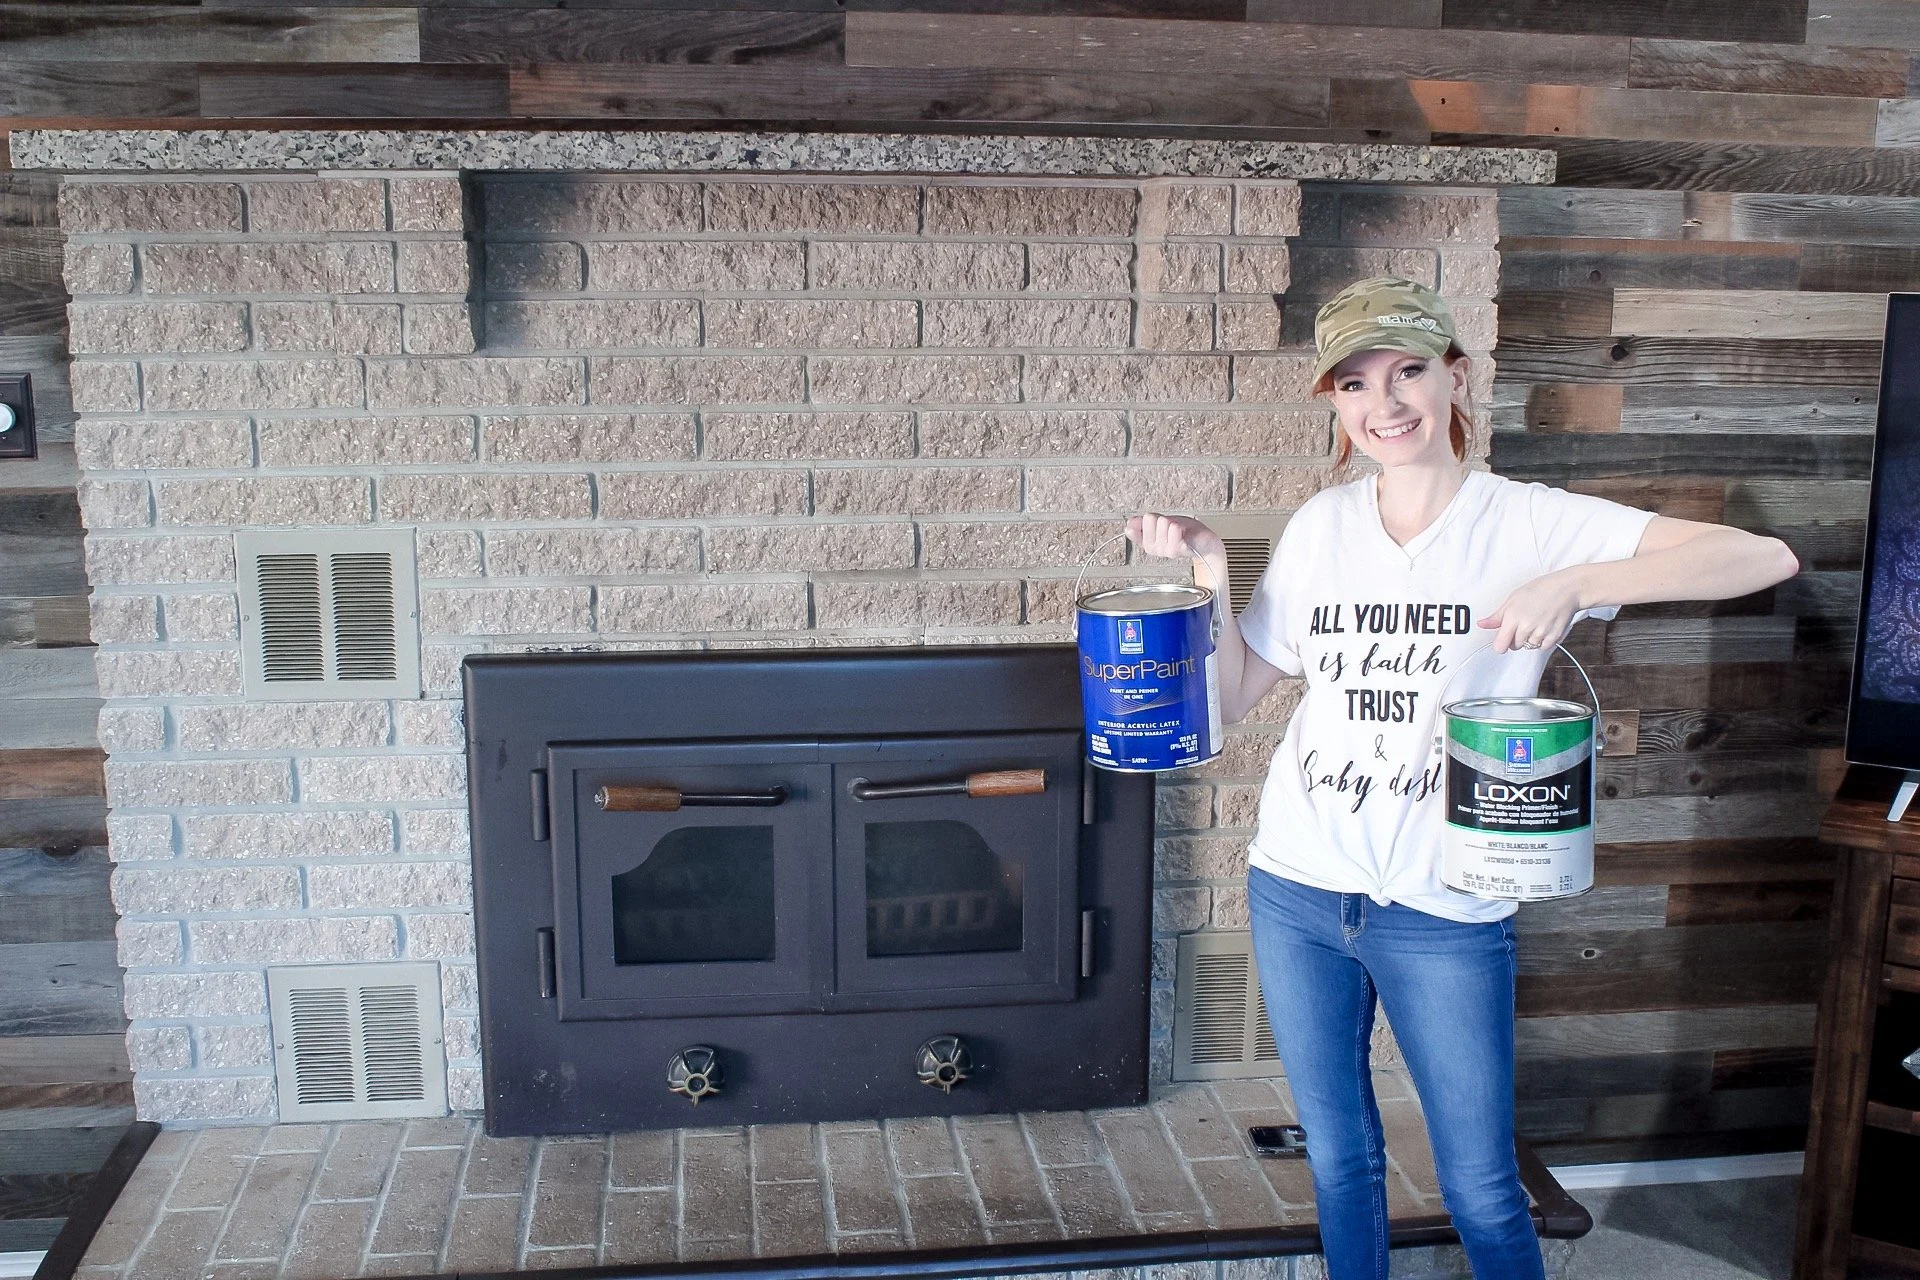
1076, 584, 1222, 773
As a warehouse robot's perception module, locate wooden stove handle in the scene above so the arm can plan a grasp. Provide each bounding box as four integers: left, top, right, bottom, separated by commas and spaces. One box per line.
964, 769, 1047, 798
596, 785, 682, 812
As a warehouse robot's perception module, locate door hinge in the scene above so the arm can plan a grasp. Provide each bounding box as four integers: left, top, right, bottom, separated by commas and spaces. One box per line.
530, 768, 549, 842
537, 927, 556, 999
1080, 909, 1096, 978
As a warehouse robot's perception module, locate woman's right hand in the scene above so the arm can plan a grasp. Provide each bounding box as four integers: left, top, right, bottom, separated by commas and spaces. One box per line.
1127, 512, 1224, 562
1127, 513, 1227, 591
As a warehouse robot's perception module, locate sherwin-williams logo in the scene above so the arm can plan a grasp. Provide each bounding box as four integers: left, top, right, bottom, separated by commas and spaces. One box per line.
1119, 619, 1144, 654
1377, 314, 1441, 331
1506, 736, 1534, 775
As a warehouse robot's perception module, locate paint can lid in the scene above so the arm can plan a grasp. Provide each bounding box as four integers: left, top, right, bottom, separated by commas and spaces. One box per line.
1077, 583, 1214, 615
1442, 696, 1593, 723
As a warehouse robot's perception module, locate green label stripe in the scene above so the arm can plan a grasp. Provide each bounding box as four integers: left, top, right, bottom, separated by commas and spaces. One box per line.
1445, 711, 1591, 759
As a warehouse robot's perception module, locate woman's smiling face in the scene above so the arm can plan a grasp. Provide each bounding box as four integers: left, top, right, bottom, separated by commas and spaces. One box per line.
1327, 347, 1470, 468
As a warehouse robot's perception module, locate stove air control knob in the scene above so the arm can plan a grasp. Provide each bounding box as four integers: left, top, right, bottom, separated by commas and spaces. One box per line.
667, 1046, 722, 1104
915, 1035, 970, 1093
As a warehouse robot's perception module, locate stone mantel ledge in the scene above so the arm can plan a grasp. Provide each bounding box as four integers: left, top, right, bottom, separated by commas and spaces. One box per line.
9, 128, 1556, 184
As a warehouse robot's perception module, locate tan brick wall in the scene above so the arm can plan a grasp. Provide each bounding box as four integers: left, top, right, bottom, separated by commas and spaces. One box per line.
64, 170, 1498, 1121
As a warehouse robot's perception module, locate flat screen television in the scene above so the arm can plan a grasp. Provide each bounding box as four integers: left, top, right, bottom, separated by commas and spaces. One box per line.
1847, 292, 1920, 821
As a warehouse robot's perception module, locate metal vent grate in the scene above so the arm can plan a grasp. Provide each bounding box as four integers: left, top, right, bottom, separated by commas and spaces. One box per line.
257, 554, 325, 682
269, 963, 447, 1122
1221, 537, 1274, 616
239, 530, 419, 701
1174, 931, 1283, 1081
331, 553, 399, 681
1203, 516, 1287, 617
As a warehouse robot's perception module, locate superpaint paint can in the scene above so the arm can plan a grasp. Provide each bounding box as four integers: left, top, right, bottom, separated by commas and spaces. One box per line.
1439, 690, 1600, 901
1076, 584, 1222, 773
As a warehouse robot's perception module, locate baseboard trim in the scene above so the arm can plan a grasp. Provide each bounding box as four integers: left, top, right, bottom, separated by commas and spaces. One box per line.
0, 1253, 46, 1279
1547, 1150, 1805, 1190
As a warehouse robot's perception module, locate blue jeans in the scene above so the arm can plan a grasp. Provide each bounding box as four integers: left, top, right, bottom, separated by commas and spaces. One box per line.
1247, 868, 1544, 1280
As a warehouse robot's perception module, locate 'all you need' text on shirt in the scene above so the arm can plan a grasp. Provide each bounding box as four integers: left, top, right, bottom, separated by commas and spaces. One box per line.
1235, 467, 1657, 923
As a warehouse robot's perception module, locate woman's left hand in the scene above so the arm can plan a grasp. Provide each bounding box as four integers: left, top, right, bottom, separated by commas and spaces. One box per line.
1478, 571, 1585, 654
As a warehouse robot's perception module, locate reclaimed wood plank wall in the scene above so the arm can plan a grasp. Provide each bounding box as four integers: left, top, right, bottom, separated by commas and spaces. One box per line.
0, 0, 1905, 1160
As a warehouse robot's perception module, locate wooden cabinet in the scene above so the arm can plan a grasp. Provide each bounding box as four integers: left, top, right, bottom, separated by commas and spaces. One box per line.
1794, 767, 1920, 1280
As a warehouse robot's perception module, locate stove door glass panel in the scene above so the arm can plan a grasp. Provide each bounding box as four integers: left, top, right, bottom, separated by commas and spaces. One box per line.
612, 825, 776, 965
547, 742, 830, 1021
864, 820, 1023, 957
831, 730, 1082, 1009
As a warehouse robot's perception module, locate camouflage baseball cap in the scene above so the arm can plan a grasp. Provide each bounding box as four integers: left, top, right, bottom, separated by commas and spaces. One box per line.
1311, 277, 1458, 392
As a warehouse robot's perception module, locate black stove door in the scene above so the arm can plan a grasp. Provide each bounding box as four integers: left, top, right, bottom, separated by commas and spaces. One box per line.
828, 730, 1082, 1010
547, 741, 831, 1021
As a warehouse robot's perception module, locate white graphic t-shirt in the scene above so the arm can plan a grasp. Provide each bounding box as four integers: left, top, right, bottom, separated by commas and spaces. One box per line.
1235, 467, 1657, 923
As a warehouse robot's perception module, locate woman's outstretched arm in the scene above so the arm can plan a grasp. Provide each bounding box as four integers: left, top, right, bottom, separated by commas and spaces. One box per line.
1480, 515, 1800, 654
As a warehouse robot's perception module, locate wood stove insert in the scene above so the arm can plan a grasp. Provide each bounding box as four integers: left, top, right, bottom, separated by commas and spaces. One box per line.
463, 645, 1154, 1135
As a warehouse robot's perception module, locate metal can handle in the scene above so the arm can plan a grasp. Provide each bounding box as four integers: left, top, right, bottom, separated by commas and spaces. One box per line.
1428, 641, 1605, 756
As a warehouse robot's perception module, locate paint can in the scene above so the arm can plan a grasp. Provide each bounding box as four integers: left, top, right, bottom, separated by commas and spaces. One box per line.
1438, 651, 1602, 900
1076, 584, 1222, 773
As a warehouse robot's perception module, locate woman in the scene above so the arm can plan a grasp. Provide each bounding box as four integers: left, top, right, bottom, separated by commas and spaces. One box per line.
1128, 277, 1800, 1280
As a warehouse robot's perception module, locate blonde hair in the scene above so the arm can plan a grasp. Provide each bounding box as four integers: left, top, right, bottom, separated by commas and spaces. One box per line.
1327, 344, 1474, 469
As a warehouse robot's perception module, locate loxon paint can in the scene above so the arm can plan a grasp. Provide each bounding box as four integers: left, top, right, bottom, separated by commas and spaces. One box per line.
1439, 690, 1600, 901
1076, 584, 1222, 773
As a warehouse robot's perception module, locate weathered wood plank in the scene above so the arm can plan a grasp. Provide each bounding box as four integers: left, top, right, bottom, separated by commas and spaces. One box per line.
1513, 1005, 1816, 1056
1802, 0, 1920, 49
1500, 189, 1687, 240
1519, 1083, 1809, 1142
0, 336, 71, 444
1629, 706, 1846, 757
1565, 475, 1728, 522
1498, 237, 1801, 292
1539, 659, 1851, 711
1730, 192, 1920, 245
1801, 242, 1920, 293
1490, 334, 1884, 386
1666, 879, 1834, 926
0, 444, 78, 498
0, 1083, 131, 1113
1494, 431, 1873, 481
849, 0, 1245, 15
1626, 38, 1909, 97
0, 1125, 127, 1177
1403, 80, 1878, 149
1517, 884, 1670, 932
0, 650, 97, 702
423, 8, 845, 64
201, 63, 511, 119
1724, 479, 1871, 527
1596, 749, 1827, 801
0, 942, 125, 1037
1602, 616, 1799, 664
1247, 0, 1442, 24
0, 748, 104, 802
1615, 386, 1876, 435
1510, 384, 1623, 432
509, 62, 1331, 128
843, 12, 1634, 83
1771, 570, 1861, 618
1595, 836, 1836, 885
0, 1035, 127, 1087
0, 847, 116, 945
1710, 1045, 1815, 1091
1443, 0, 1806, 42
0, 492, 85, 598
1612, 288, 1887, 340
1593, 792, 1827, 843
0, 60, 197, 117
1514, 1049, 1713, 1100
1447, 134, 1920, 197
1515, 922, 1825, 1013
0, 1104, 134, 1134
30, 598, 91, 650
1494, 289, 1615, 337
0, 5, 421, 63
0, 798, 106, 854
0, 698, 99, 752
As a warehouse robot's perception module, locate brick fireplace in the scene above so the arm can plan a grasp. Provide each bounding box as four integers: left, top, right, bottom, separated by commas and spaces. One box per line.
21, 129, 1525, 1125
